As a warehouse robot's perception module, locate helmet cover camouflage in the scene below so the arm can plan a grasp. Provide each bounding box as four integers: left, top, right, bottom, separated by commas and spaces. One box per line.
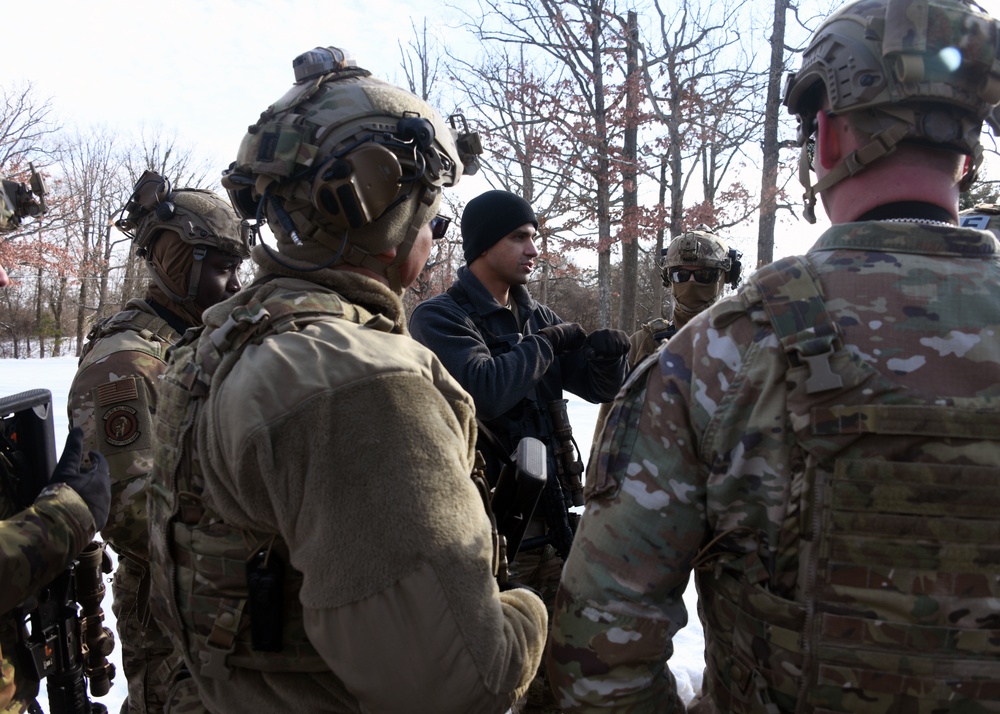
663, 229, 732, 272
782, 0, 1000, 222
221, 47, 482, 289
115, 171, 249, 259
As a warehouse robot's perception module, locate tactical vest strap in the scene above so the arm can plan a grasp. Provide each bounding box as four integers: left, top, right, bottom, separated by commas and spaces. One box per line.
200, 598, 246, 680
701, 254, 1000, 713
80, 308, 179, 361
154, 284, 379, 680
748, 257, 843, 394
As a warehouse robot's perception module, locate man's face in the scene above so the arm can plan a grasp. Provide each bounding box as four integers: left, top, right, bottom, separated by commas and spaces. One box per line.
477, 223, 538, 287
669, 262, 725, 311
0, 263, 8, 289
194, 247, 243, 311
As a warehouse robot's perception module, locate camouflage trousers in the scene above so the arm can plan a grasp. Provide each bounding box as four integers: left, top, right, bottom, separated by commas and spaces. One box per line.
508, 544, 564, 714
112, 555, 196, 714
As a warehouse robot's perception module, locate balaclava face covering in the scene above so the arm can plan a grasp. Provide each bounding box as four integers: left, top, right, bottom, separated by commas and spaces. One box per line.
146, 231, 206, 326
671, 273, 725, 329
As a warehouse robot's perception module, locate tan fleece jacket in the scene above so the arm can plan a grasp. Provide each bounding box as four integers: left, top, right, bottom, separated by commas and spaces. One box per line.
181, 250, 547, 713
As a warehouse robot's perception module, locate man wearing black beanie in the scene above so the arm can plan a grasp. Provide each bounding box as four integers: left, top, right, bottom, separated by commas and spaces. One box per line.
410, 189, 629, 714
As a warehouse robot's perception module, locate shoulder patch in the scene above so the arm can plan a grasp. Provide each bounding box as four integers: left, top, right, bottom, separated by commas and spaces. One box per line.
102, 405, 141, 447
96, 377, 139, 406
91, 376, 152, 451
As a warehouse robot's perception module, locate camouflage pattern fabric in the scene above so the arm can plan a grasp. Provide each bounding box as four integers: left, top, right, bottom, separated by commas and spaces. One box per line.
548, 221, 1000, 713
0, 483, 97, 713
68, 298, 189, 714
593, 319, 674, 445
509, 544, 565, 714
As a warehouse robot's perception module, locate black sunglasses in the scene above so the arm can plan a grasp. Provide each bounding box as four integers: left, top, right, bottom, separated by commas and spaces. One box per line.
670, 268, 721, 284
430, 215, 451, 240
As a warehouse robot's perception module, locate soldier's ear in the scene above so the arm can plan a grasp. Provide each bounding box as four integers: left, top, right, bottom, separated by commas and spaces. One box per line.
816, 110, 842, 171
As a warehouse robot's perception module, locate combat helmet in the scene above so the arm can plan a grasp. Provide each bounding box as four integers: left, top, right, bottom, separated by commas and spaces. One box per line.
115, 170, 249, 304
221, 46, 482, 293
661, 227, 741, 289
959, 202, 1000, 238
782, 0, 1000, 223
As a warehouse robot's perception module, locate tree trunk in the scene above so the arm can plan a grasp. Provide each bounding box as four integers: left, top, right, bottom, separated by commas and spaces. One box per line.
592, 2, 614, 328
618, 11, 640, 333
655, 157, 669, 319
756, 0, 787, 268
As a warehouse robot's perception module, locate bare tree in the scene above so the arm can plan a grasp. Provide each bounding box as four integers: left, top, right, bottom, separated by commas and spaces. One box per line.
0, 82, 59, 169
447, 42, 594, 305
454, 0, 642, 327
398, 18, 443, 101
58, 127, 128, 353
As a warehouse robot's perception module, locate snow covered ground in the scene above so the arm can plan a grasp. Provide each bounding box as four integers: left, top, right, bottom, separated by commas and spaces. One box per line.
2, 356, 705, 711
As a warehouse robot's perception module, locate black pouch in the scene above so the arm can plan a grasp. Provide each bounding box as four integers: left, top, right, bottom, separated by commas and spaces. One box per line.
246, 549, 285, 652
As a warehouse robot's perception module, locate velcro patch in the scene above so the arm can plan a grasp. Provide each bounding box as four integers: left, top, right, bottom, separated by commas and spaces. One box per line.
102, 405, 141, 447
96, 377, 139, 406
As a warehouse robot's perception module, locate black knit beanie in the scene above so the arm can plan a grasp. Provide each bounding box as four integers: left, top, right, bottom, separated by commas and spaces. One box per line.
461, 190, 538, 264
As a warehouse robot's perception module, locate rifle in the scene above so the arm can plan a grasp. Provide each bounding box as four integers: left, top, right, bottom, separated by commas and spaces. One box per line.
0, 389, 116, 714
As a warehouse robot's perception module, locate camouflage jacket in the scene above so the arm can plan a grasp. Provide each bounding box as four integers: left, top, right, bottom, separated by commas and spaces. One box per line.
548, 221, 1000, 713
68, 298, 182, 562
1, 484, 97, 711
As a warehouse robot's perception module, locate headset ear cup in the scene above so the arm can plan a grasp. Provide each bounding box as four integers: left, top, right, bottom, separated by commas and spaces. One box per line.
310, 144, 403, 231
228, 187, 259, 220
727, 248, 743, 289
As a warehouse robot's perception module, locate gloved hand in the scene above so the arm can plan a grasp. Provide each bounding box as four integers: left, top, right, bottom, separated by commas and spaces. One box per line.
538, 322, 587, 355
584, 328, 630, 361
49, 427, 111, 531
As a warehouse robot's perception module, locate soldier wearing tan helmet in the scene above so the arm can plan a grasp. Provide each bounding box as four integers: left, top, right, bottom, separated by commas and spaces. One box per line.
639, 227, 741, 366
593, 227, 742, 442
68, 171, 248, 714
549, 0, 1000, 711
146, 48, 546, 714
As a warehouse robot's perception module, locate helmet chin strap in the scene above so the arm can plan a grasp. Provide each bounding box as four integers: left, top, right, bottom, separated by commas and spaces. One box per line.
145, 243, 207, 304
800, 122, 909, 224
383, 186, 437, 294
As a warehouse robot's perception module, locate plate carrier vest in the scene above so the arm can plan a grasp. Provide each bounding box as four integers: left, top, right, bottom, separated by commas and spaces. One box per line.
148, 280, 391, 681
699, 256, 1000, 713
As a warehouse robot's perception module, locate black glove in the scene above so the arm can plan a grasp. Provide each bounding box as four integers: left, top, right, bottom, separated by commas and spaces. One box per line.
584, 328, 630, 360
538, 322, 587, 355
49, 427, 111, 531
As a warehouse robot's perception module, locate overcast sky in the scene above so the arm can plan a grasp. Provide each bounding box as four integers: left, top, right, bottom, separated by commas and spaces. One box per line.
5, 0, 468, 178
7, 0, 1000, 261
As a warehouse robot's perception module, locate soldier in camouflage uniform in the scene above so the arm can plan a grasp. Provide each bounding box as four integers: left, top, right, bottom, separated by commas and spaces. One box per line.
146, 47, 547, 713
1, 174, 112, 713
593, 228, 741, 441
68, 172, 248, 714
0, 430, 111, 713
549, 0, 1000, 712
